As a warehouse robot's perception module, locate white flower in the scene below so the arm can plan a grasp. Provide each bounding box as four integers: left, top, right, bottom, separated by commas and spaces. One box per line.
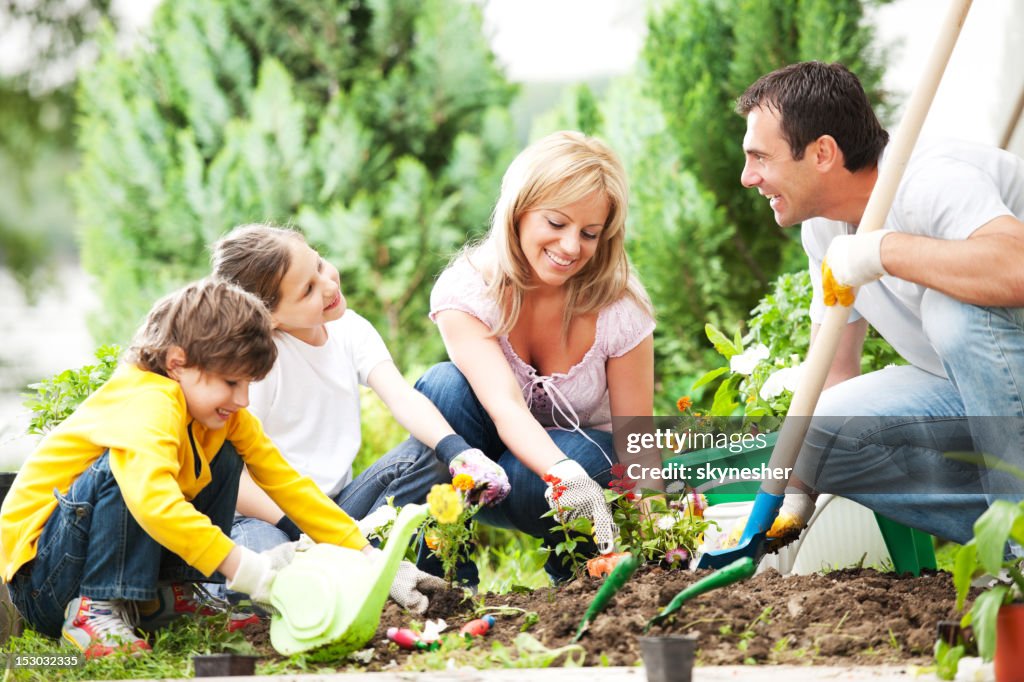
759, 364, 804, 401
729, 344, 769, 375
357, 504, 398, 534
656, 515, 677, 531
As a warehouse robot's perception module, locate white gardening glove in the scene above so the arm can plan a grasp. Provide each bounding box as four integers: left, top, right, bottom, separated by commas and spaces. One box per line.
226, 547, 277, 609
543, 459, 617, 554
449, 449, 510, 507
822, 230, 891, 306
365, 547, 446, 613
766, 491, 816, 541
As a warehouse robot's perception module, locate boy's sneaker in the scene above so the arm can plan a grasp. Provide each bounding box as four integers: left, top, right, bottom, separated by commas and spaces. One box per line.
137, 583, 260, 632
62, 596, 151, 659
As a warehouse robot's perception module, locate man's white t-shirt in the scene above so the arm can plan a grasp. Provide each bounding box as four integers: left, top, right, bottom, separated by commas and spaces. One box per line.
248, 311, 392, 497
802, 137, 1024, 377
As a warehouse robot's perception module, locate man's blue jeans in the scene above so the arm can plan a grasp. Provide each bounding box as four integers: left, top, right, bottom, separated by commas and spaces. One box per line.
7, 443, 242, 638
229, 436, 449, 554
796, 291, 1024, 544
410, 362, 617, 583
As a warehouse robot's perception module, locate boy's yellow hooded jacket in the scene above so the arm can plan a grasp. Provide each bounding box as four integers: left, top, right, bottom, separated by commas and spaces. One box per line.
0, 364, 367, 582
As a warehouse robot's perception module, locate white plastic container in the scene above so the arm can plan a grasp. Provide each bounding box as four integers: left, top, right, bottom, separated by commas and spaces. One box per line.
698, 495, 892, 575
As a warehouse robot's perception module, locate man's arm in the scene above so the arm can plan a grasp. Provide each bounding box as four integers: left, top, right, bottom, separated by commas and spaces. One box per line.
811, 317, 867, 389
880, 215, 1024, 306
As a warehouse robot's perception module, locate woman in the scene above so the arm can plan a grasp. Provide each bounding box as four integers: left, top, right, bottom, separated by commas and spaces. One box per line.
418, 130, 662, 581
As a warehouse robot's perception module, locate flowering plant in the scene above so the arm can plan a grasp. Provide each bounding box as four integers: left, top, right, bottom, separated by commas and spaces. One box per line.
606, 463, 711, 566
424, 476, 481, 585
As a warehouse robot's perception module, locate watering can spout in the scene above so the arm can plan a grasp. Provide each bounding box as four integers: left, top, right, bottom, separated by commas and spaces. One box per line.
269, 503, 430, 656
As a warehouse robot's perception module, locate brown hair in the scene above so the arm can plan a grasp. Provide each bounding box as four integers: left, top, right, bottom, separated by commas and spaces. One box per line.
126, 278, 277, 379
468, 130, 652, 337
210, 224, 307, 311
736, 61, 889, 172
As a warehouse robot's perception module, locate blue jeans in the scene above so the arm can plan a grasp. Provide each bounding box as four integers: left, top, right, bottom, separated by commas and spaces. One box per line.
796, 291, 1024, 544
411, 362, 618, 583
7, 444, 242, 638
229, 437, 449, 554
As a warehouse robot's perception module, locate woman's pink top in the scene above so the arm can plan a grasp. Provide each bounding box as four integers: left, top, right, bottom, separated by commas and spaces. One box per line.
429, 257, 655, 432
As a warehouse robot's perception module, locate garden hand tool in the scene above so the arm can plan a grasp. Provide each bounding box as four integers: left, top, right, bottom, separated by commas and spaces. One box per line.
645, 557, 755, 632
573, 552, 639, 641
268, 503, 429, 656
694, 0, 974, 570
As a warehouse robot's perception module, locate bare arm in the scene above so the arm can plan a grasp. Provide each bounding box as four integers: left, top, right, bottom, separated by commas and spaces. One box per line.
606, 334, 664, 493
811, 316, 867, 390
880, 215, 1024, 306
435, 310, 566, 476
366, 361, 454, 449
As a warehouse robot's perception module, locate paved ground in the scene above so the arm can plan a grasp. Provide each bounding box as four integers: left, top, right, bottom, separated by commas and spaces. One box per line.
117, 663, 989, 682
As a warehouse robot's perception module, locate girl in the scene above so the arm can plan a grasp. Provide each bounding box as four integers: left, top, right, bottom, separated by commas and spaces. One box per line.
212, 225, 509, 609
417, 130, 664, 582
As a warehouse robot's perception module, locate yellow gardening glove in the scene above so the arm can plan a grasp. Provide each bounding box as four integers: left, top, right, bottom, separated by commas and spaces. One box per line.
822, 260, 855, 307
766, 511, 806, 540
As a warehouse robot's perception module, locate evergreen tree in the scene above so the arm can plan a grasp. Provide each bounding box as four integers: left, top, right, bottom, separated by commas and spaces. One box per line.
72, 0, 517, 367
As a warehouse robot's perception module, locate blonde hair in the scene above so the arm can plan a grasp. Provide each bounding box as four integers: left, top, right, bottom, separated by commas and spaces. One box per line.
467, 130, 652, 336
210, 224, 307, 311
126, 278, 277, 380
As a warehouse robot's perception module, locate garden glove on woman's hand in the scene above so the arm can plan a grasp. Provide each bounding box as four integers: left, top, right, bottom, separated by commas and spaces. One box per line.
766, 492, 816, 545
449, 449, 511, 507
365, 547, 446, 613
822, 230, 891, 306
543, 459, 617, 554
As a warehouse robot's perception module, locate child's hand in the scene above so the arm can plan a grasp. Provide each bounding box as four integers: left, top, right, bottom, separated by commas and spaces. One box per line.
226, 547, 278, 609
364, 548, 447, 613
449, 449, 510, 507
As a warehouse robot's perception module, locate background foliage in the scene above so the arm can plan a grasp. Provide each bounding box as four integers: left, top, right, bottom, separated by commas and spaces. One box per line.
72, 0, 518, 367
534, 0, 890, 411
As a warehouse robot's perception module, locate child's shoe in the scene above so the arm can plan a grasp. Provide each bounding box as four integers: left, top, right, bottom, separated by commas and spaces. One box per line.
62, 596, 151, 659
136, 583, 260, 632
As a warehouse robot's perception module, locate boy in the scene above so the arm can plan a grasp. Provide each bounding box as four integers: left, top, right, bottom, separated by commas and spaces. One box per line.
0, 278, 370, 658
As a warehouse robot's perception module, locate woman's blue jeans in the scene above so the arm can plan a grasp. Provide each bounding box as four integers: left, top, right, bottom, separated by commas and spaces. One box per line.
7, 443, 242, 638
411, 362, 618, 583
795, 291, 1024, 545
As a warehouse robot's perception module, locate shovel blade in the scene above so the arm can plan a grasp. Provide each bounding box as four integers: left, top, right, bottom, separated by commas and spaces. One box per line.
693, 491, 783, 570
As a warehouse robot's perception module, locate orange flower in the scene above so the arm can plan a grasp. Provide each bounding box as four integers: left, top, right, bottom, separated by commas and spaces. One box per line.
425, 530, 441, 551
452, 473, 475, 492
676, 396, 693, 412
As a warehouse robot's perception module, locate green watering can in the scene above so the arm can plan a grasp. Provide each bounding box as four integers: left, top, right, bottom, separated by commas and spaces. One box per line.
269, 503, 429, 656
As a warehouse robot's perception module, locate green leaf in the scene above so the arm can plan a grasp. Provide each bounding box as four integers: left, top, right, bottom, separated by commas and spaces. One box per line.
705, 324, 739, 359
975, 500, 1023, 575
710, 373, 741, 416
969, 586, 1010, 661
692, 366, 729, 392
952, 542, 978, 611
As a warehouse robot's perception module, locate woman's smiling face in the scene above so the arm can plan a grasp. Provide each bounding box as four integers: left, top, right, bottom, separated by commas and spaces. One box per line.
517, 191, 609, 290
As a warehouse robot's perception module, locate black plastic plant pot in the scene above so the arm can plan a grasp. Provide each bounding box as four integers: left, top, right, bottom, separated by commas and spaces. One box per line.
639, 634, 698, 682
192, 654, 260, 677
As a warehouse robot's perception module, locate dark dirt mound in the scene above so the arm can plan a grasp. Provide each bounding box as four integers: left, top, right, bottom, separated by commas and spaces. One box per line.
245, 566, 962, 669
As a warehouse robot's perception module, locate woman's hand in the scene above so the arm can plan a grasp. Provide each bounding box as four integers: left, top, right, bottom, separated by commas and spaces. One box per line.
543, 459, 617, 553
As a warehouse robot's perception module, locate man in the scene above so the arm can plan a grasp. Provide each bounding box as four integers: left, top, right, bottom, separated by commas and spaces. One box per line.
735, 61, 1024, 545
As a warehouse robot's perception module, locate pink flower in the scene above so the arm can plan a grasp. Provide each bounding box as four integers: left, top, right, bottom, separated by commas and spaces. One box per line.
664, 548, 689, 565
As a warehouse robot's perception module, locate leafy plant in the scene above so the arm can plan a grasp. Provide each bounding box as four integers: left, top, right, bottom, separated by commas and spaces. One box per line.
691, 270, 902, 417
950, 499, 1024, 664
540, 474, 594, 577
424, 480, 481, 586
23, 344, 121, 434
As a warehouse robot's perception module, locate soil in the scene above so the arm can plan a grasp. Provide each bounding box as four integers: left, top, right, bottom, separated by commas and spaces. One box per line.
244, 566, 965, 669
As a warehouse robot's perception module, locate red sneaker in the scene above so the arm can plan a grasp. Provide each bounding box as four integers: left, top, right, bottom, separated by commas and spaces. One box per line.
137, 583, 260, 632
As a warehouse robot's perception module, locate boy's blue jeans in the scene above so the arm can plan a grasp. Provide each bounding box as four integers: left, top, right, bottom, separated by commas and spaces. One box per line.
795, 292, 1024, 545
7, 443, 242, 638
410, 362, 618, 584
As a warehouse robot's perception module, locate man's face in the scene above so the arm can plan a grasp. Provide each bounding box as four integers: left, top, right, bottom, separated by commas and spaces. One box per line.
740, 106, 822, 227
